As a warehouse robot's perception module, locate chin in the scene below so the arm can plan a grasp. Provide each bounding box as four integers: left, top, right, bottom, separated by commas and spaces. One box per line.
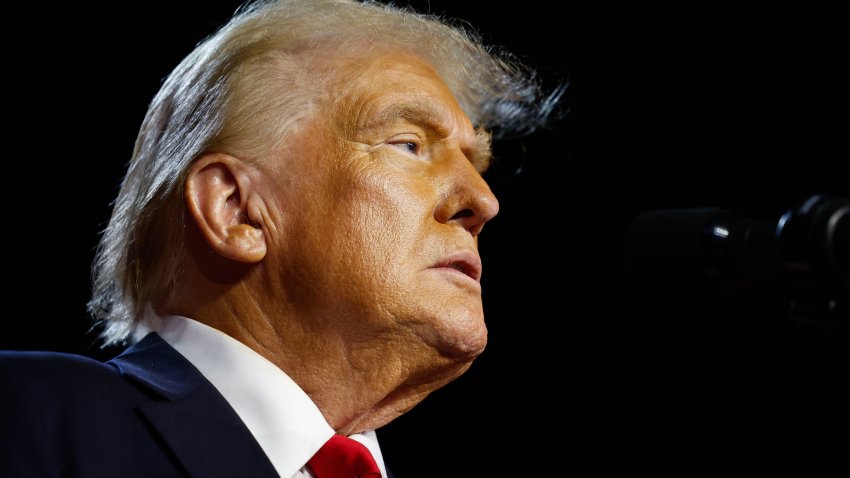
445, 328, 487, 361
431, 307, 488, 361
401, 282, 489, 360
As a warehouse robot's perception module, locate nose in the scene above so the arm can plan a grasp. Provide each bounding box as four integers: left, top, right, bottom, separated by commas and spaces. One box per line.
434, 156, 500, 237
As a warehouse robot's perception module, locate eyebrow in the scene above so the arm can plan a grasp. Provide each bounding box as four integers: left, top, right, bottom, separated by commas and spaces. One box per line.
363, 100, 493, 172
471, 127, 492, 173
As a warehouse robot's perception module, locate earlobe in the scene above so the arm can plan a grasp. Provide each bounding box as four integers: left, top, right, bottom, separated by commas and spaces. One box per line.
224, 224, 267, 263
184, 154, 268, 264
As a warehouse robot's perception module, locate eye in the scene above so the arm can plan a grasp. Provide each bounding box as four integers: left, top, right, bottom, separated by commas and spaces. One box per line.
389, 140, 421, 155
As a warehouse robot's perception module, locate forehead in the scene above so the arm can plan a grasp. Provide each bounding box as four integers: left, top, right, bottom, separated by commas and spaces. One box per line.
326, 50, 473, 132
305, 49, 491, 171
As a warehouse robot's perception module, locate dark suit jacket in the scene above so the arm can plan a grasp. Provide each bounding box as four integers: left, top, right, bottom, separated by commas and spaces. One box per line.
1, 333, 280, 477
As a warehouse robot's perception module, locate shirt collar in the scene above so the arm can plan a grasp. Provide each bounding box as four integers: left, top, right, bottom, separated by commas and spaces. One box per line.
143, 312, 387, 478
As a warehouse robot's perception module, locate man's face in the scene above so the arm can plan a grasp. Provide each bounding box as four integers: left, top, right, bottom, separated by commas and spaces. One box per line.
261, 51, 498, 360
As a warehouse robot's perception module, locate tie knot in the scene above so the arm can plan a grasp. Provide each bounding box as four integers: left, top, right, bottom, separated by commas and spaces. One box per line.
307, 434, 381, 478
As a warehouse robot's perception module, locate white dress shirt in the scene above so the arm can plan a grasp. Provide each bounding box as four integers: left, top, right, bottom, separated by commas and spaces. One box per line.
137, 312, 388, 478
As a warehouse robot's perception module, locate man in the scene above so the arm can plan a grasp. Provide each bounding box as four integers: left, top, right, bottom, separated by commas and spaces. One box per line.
1, 1, 559, 476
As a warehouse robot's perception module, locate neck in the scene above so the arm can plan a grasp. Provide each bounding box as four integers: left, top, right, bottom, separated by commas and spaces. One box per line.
166, 279, 471, 435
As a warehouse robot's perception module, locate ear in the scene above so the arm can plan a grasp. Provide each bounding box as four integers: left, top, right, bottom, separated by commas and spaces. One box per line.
184, 153, 267, 263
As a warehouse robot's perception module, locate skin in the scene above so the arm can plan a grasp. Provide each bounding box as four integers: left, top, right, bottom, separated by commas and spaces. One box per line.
172, 50, 499, 435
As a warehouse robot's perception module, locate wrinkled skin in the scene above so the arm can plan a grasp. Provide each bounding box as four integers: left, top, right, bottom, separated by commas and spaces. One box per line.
176, 50, 499, 434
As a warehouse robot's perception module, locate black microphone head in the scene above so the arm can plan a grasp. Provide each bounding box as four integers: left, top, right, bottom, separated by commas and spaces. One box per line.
776, 194, 850, 287
623, 208, 763, 285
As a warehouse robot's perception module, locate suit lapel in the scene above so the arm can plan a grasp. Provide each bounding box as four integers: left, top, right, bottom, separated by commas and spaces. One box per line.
110, 334, 278, 478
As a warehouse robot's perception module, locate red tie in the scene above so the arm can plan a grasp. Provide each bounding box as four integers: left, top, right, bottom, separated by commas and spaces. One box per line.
307, 434, 381, 478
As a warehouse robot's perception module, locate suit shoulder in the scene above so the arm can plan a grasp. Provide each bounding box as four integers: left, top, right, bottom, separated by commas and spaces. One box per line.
0, 350, 144, 407
0, 349, 119, 383
0, 349, 192, 476
0, 349, 112, 367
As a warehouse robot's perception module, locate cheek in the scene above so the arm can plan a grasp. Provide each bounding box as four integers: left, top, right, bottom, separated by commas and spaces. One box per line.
339, 170, 434, 276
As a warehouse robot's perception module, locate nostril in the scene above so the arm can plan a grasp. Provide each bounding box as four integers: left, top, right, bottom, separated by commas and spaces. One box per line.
450, 209, 474, 221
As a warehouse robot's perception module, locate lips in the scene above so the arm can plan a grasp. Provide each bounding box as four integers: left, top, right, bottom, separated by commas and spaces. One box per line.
431, 250, 482, 282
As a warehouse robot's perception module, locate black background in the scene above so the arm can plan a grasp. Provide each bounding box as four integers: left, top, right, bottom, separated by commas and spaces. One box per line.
6, 1, 848, 475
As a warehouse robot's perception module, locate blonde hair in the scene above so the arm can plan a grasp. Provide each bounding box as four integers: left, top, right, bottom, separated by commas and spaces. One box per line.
90, 0, 561, 345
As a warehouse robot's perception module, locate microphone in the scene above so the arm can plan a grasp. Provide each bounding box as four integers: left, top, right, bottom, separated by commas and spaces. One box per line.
623, 194, 849, 321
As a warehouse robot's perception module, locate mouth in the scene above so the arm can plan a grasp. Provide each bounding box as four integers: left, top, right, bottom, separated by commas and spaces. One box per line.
430, 250, 483, 283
